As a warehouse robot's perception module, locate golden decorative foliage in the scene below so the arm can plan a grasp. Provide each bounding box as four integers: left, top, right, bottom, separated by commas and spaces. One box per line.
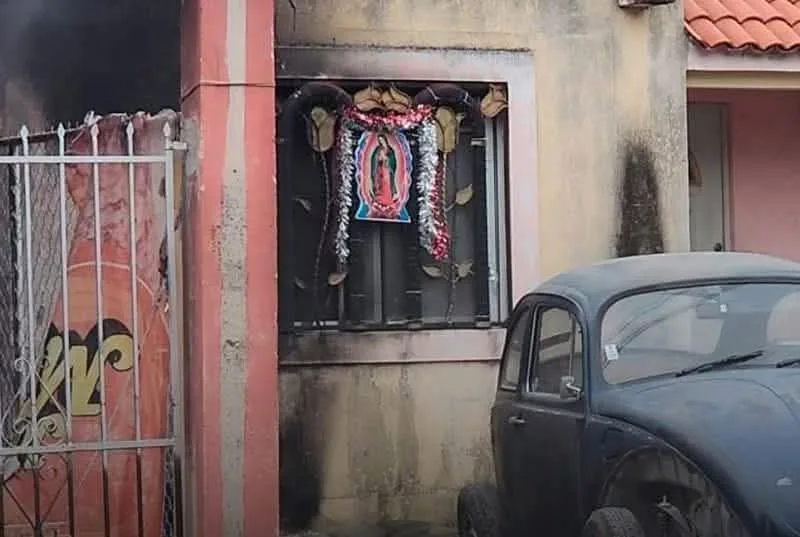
382, 86, 413, 113
354, 85, 384, 112
434, 106, 460, 154
421, 265, 444, 278
354, 85, 413, 114
456, 260, 474, 279
454, 184, 474, 206
328, 272, 348, 286
480, 84, 508, 118
307, 107, 336, 153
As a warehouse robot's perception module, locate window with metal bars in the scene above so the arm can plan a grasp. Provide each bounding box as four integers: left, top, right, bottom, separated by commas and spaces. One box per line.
278, 81, 510, 331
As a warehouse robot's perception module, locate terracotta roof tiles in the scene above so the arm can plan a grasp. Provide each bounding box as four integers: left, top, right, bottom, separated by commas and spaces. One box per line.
685, 0, 800, 52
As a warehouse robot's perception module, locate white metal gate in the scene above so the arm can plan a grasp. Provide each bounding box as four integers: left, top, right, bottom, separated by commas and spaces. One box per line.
0, 115, 183, 537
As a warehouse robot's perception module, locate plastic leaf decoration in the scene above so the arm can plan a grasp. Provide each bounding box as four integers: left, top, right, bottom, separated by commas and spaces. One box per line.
456, 260, 474, 279
434, 107, 459, 154
381, 86, 413, 114
480, 84, 508, 118
454, 184, 474, 206
354, 85, 384, 112
293, 197, 312, 212
328, 272, 348, 286
421, 265, 444, 278
307, 107, 336, 153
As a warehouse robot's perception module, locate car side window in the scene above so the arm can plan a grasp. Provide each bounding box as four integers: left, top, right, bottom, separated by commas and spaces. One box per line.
499, 310, 531, 391
529, 307, 583, 395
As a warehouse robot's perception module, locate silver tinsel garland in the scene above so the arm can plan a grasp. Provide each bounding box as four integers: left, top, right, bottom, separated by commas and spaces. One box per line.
334, 113, 440, 264
335, 125, 356, 264
416, 119, 439, 256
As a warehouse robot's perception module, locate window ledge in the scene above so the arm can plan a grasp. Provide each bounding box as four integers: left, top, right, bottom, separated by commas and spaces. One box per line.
280, 328, 505, 366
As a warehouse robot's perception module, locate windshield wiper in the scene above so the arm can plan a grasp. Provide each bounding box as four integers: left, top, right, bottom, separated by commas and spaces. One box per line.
675, 350, 764, 378
776, 358, 800, 368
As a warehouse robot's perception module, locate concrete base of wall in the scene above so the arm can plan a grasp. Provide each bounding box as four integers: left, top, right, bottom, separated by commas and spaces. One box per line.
279, 362, 499, 529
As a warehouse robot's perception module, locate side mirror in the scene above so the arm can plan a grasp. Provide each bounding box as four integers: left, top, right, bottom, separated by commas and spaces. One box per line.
559, 376, 582, 400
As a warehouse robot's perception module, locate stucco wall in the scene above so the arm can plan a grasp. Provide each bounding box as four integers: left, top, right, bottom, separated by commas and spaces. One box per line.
690, 89, 800, 261
277, 0, 689, 530
280, 360, 498, 527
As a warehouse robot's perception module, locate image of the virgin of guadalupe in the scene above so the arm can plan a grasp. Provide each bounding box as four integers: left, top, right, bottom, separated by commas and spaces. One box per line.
354, 131, 412, 223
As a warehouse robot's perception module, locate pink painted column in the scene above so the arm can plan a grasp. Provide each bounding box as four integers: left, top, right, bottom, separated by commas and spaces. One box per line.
180, 0, 278, 535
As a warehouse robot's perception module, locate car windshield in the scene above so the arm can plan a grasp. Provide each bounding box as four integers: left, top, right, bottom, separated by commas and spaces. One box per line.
600, 282, 800, 384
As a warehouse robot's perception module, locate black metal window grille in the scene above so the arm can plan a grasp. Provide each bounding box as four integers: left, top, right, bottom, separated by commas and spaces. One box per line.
278, 81, 510, 332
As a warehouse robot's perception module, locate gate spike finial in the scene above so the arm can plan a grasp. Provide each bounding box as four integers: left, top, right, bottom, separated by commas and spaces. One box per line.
19, 125, 29, 155
126, 121, 135, 156
162, 122, 172, 148
90, 122, 100, 156
57, 123, 66, 156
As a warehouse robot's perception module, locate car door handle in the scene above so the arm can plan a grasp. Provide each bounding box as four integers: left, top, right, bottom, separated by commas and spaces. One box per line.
507, 416, 526, 426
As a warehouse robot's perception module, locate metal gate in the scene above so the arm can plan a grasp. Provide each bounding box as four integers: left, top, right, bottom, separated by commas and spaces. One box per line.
0, 114, 183, 537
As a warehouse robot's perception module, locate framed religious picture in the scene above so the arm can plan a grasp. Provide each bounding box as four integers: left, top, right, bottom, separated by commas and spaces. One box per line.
353, 130, 413, 223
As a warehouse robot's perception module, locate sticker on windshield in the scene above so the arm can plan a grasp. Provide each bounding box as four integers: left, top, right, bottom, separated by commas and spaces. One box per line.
604, 344, 619, 362
719, 303, 728, 313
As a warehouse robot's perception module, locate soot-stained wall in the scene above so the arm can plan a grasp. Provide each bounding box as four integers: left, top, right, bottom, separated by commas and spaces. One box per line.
616, 140, 666, 257
277, 0, 689, 530
280, 358, 498, 530
0, 0, 179, 133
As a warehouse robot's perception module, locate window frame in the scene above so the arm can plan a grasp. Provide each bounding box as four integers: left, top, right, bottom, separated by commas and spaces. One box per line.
277, 81, 511, 333
497, 304, 534, 393
523, 296, 587, 402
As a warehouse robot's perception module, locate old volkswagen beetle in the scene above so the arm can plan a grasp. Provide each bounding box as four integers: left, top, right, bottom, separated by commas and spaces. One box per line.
457, 252, 800, 537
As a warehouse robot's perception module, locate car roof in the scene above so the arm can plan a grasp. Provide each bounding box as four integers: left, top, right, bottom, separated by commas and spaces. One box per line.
534, 252, 800, 310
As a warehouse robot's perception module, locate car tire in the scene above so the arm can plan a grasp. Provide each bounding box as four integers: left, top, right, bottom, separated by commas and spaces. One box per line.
457, 483, 499, 537
581, 507, 645, 537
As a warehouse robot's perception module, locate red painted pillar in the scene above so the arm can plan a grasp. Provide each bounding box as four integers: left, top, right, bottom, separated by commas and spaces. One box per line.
180, 0, 278, 535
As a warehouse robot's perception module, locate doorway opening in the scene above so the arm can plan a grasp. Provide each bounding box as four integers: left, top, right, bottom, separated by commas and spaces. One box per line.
687, 103, 729, 252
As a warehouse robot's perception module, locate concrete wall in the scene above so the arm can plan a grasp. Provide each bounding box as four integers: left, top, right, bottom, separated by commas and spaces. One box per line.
690, 88, 800, 261
276, 0, 689, 530
280, 359, 498, 526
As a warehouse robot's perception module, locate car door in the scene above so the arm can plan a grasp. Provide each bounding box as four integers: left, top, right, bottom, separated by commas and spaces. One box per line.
490, 303, 534, 530
506, 298, 587, 537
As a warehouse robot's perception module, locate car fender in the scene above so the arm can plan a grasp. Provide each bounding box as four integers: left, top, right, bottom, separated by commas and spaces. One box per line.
594, 440, 752, 537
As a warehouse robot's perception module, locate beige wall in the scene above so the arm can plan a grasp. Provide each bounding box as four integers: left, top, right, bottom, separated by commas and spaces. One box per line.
277, 0, 689, 529
281, 359, 499, 526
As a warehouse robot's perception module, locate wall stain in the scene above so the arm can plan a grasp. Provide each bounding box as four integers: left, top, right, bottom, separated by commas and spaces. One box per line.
279, 345, 497, 529
616, 139, 664, 257
280, 337, 337, 532
468, 437, 493, 484
394, 365, 420, 520
347, 367, 396, 522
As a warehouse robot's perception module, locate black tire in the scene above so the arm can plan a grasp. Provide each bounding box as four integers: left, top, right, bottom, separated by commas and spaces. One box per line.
457, 483, 499, 537
581, 507, 645, 537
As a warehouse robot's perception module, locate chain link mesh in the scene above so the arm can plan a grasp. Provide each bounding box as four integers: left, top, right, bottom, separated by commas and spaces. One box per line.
0, 139, 79, 457
14, 138, 79, 415
0, 115, 180, 537
0, 154, 18, 445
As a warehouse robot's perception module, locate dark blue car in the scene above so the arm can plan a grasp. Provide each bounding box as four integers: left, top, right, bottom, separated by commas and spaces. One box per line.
457, 252, 800, 537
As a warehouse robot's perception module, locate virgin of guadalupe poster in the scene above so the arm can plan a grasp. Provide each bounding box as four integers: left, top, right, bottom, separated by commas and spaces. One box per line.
354, 130, 413, 223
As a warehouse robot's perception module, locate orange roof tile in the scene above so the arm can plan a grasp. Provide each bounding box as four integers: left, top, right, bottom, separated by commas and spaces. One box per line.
685, 0, 800, 52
